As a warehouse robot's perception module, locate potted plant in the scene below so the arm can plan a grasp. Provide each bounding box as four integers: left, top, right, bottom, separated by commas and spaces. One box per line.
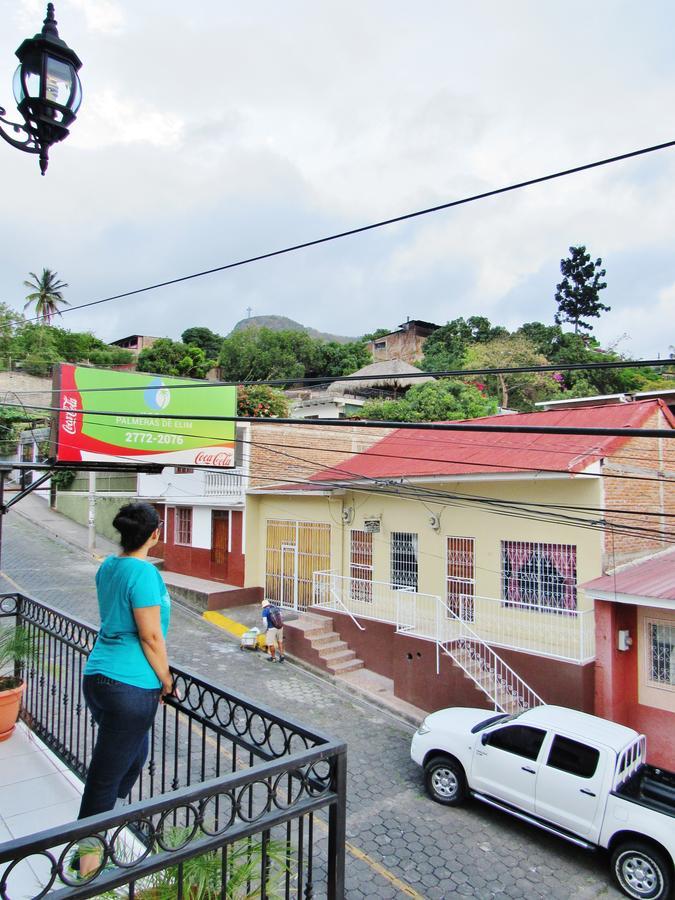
0, 624, 33, 741
130, 830, 296, 899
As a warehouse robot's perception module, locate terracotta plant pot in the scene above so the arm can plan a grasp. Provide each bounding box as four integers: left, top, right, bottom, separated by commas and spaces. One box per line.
0, 681, 25, 742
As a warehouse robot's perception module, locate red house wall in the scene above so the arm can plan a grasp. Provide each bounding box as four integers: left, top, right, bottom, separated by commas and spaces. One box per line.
594, 599, 674, 770
162, 507, 245, 587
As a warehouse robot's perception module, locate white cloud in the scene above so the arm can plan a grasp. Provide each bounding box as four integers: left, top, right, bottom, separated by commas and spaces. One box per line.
71, 89, 183, 149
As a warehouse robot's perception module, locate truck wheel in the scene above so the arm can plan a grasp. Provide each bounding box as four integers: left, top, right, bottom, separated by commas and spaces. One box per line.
611, 841, 672, 900
424, 756, 467, 806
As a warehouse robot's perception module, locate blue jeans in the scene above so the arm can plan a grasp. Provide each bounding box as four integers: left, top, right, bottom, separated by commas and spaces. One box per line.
78, 674, 161, 821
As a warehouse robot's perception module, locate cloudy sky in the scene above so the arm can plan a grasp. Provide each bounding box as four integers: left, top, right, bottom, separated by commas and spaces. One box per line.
1, 0, 674, 357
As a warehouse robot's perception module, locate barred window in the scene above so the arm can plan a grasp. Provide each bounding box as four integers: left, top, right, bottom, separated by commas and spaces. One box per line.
350, 530, 373, 602
501, 541, 576, 611
175, 507, 192, 545
447, 536, 475, 621
391, 532, 418, 592
647, 620, 675, 688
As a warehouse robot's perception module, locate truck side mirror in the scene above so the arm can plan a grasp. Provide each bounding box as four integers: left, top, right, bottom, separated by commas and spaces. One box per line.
481, 733, 489, 746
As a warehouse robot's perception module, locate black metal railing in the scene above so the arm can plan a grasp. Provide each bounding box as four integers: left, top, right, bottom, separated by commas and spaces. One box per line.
0, 593, 346, 898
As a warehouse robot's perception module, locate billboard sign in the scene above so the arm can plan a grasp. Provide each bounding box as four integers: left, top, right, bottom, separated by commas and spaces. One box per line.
54, 364, 236, 467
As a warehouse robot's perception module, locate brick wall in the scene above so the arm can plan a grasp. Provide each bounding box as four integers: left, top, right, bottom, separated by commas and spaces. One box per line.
602, 405, 675, 565
248, 421, 393, 489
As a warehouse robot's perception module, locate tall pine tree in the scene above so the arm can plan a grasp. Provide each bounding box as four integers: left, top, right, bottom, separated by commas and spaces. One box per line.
554, 246, 609, 334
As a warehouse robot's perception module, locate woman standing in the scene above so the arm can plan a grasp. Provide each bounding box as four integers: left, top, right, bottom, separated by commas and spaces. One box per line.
76, 502, 172, 877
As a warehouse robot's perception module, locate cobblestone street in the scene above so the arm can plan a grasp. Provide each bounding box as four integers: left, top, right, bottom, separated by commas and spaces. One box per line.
2, 511, 622, 899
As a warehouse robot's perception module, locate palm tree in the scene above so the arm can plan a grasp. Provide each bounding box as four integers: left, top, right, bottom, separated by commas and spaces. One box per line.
23, 268, 69, 324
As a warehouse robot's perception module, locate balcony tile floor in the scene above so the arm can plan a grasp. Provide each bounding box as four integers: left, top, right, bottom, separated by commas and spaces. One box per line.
0, 722, 83, 900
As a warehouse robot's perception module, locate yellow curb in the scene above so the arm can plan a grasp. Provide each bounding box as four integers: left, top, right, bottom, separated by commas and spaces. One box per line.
203, 610, 266, 648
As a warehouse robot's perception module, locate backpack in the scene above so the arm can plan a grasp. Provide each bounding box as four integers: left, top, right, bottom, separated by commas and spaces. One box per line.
268, 605, 283, 629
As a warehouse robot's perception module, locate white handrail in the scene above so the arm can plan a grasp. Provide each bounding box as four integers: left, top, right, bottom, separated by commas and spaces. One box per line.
438, 596, 545, 712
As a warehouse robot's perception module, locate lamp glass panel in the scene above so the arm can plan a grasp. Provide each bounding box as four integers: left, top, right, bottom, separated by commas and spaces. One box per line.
12, 64, 40, 103
45, 56, 74, 105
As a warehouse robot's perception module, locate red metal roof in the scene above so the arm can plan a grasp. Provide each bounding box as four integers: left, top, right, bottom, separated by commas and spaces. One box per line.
310, 400, 674, 483
583, 549, 675, 602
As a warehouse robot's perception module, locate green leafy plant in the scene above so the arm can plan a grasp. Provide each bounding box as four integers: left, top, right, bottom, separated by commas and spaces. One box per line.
0, 625, 34, 690
237, 385, 289, 418
133, 829, 295, 899
51, 468, 76, 490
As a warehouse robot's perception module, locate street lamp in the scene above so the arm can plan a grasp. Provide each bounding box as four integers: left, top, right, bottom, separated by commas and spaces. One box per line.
0, 3, 82, 175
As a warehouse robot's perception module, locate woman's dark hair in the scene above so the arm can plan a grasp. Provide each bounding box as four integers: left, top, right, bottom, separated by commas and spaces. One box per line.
112, 502, 160, 553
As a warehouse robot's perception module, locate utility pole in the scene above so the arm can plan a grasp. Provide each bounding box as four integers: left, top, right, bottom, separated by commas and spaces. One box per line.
87, 471, 96, 552
246, 306, 252, 318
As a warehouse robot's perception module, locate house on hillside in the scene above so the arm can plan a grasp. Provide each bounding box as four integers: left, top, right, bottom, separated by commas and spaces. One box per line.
110, 334, 161, 357
244, 400, 674, 766
289, 359, 434, 419
365, 319, 439, 364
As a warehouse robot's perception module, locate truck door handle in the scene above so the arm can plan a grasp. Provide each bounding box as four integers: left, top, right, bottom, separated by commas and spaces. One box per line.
580, 789, 596, 797
521, 766, 536, 774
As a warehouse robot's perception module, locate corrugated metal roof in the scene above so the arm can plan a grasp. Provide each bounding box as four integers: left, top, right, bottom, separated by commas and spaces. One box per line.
310, 399, 673, 483
582, 548, 675, 601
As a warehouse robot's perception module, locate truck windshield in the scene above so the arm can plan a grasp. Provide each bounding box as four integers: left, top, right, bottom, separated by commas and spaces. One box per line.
470, 711, 525, 734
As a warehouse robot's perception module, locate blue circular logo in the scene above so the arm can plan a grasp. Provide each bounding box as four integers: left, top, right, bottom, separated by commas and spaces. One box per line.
144, 378, 171, 410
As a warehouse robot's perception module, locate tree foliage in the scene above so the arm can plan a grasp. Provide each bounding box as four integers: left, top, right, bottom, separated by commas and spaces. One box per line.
361, 327, 391, 342
356, 379, 496, 422
554, 245, 609, 333
23, 269, 69, 324
137, 338, 214, 379
464, 334, 562, 410
421, 316, 509, 371
181, 326, 224, 359
237, 384, 289, 418
218, 328, 371, 382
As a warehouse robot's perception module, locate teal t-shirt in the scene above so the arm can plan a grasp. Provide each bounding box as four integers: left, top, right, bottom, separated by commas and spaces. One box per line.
85, 556, 171, 689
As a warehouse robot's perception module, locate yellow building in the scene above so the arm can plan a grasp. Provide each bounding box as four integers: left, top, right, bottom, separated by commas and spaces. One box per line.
245, 401, 673, 718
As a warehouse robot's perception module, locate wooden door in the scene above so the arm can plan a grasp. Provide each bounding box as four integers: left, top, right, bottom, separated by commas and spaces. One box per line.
211, 511, 229, 579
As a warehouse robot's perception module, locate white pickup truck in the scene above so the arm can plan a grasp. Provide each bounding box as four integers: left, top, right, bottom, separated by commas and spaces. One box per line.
411, 705, 675, 899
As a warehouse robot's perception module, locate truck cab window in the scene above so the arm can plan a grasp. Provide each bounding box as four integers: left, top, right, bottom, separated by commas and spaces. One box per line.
485, 725, 546, 761
546, 735, 600, 778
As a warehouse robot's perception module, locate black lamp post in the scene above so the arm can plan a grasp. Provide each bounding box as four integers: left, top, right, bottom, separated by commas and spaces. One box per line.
0, 3, 82, 175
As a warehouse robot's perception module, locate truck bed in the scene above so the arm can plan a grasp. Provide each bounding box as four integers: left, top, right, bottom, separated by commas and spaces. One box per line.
616, 765, 675, 817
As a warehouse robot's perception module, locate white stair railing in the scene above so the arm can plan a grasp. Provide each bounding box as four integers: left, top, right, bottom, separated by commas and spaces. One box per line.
312, 572, 545, 711
437, 597, 545, 712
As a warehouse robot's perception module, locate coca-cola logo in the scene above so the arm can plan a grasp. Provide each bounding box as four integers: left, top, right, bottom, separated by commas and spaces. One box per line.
62, 395, 79, 436
195, 450, 232, 467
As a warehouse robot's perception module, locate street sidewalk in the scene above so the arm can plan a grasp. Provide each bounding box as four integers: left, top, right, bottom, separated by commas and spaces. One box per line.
8, 492, 118, 561
9, 493, 427, 727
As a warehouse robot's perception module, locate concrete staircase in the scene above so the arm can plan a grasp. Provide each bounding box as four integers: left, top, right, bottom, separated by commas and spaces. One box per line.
285, 612, 364, 676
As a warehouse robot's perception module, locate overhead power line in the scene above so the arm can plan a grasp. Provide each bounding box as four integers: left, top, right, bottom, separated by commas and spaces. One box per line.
4, 398, 675, 438
24, 136, 675, 323
8, 357, 671, 394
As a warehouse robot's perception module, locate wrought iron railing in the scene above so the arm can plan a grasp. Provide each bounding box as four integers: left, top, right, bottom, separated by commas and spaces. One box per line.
0, 593, 346, 899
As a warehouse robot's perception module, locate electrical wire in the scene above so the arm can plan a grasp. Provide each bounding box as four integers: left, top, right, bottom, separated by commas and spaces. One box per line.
48, 415, 675, 487
2, 397, 674, 439
22, 136, 675, 323
7, 357, 672, 392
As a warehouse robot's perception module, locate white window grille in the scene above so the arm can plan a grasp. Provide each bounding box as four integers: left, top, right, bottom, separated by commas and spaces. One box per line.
265, 519, 331, 610
350, 530, 373, 602
447, 536, 475, 621
646, 620, 675, 688
175, 507, 192, 545
391, 532, 418, 592
501, 541, 577, 611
